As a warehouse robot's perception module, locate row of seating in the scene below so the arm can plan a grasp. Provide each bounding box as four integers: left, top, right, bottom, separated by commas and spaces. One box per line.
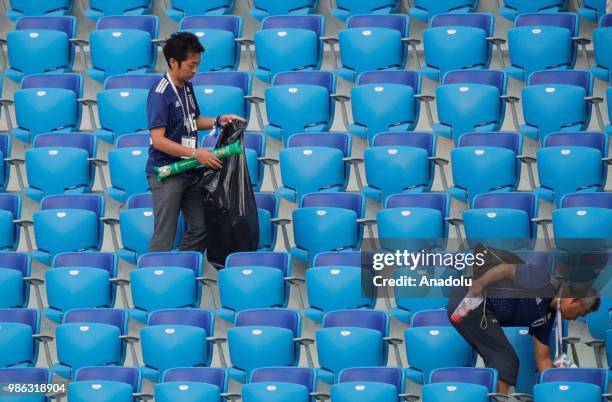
4, 0, 609, 24
2, 12, 611, 85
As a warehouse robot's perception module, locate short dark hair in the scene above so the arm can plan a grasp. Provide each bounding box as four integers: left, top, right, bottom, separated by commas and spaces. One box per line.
163, 32, 204, 67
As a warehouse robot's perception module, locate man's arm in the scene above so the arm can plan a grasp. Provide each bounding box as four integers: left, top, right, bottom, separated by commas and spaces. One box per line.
533, 337, 554, 372
196, 114, 246, 131
471, 264, 517, 296
150, 126, 222, 169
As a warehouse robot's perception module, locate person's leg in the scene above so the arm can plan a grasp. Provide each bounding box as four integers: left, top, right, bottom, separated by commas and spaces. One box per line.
178, 173, 207, 253
148, 175, 183, 252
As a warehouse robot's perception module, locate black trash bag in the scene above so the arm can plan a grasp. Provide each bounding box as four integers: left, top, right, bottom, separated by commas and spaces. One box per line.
202, 120, 259, 267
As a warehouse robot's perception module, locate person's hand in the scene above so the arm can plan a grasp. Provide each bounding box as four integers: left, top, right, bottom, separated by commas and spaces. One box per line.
218, 114, 246, 127
194, 148, 222, 170
469, 278, 485, 298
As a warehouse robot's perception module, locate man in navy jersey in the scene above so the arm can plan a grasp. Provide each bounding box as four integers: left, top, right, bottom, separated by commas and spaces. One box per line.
147, 32, 243, 253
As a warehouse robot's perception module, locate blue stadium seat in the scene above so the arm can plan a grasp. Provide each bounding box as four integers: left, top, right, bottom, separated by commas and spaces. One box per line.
107, 144, 149, 204
85, 0, 153, 21
254, 192, 281, 250
0, 134, 12, 193
180, 16, 243, 71
363, 132, 437, 202
12, 74, 84, 144
156, 367, 229, 402
0, 309, 43, 368
227, 308, 308, 383
316, 310, 398, 384
422, 13, 499, 82
263, 71, 336, 144
507, 13, 582, 81
44, 252, 118, 324
503, 327, 538, 394
6, 0, 72, 21
0, 367, 52, 402
592, 15, 612, 83
332, 0, 399, 22
540, 368, 609, 391
499, 0, 567, 21
217, 251, 293, 323
334, 15, 410, 83
519, 71, 596, 143
69, 366, 143, 402
552, 206, 612, 247
450, 132, 522, 205
53, 308, 130, 380
404, 310, 475, 384
313, 250, 363, 267
31, 194, 105, 265
244, 367, 318, 402
532, 382, 602, 402
251, 0, 318, 22
562, 191, 612, 208
128, 252, 204, 323
331, 367, 406, 402
5, 16, 78, 83
166, 0, 234, 22
608, 87, 612, 137
291, 192, 366, 265
116, 133, 150, 148
95, 74, 158, 144
250, 15, 325, 83
526, 132, 609, 206
0, 253, 33, 309
346, 71, 421, 144
107, 193, 185, 264
410, 0, 479, 22
431, 70, 507, 144
578, 0, 606, 22
430, 367, 497, 390
88, 16, 159, 83
140, 309, 219, 382
0, 194, 22, 252
22, 133, 102, 203
421, 367, 497, 402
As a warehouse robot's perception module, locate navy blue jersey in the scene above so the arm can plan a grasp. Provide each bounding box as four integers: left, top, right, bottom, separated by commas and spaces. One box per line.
146, 75, 201, 175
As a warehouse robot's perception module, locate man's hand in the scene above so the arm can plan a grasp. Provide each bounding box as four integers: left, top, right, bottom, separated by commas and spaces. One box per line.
218, 114, 246, 126
194, 148, 222, 170
470, 278, 486, 298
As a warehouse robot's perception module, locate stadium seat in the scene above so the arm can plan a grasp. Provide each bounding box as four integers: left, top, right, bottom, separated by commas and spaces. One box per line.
592, 14, 612, 83
428, 70, 508, 144
107, 140, 149, 204
116, 133, 150, 148
156, 367, 230, 402
578, 0, 606, 22
22, 133, 104, 203
88, 16, 159, 83
217, 251, 294, 323
332, 14, 411, 83
404, 310, 475, 384
250, 0, 318, 22
180, 16, 243, 71
291, 192, 366, 265
0, 134, 12, 193
5, 16, 80, 83
363, 132, 438, 203
105, 193, 185, 265
538, 368, 609, 392
409, 0, 479, 22
331, 367, 406, 402
422, 14, 501, 82
254, 192, 281, 250
227, 308, 309, 383
0, 253, 35, 309
344, 71, 421, 144
68, 366, 144, 402
244, 367, 318, 402
316, 310, 399, 384
503, 327, 538, 394
6, 0, 72, 22
0, 367, 52, 402
249, 15, 325, 83
523, 132, 609, 206
532, 382, 603, 402
127, 252, 204, 323
430, 367, 498, 390
166, 0, 234, 22
53, 308, 131, 379
11, 74, 84, 144
0, 194, 22, 252
420, 367, 498, 402
332, 0, 399, 22
313, 250, 363, 267
518, 71, 599, 143
140, 309, 220, 382
0, 309, 45, 368
262, 71, 337, 144
608, 87, 612, 137
94, 74, 158, 144
85, 0, 153, 21
44, 252, 118, 324
552, 205, 612, 249
499, 0, 567, 21
31, 194, 105, 265
506, 13, 583, 81
450, 132, 522, 205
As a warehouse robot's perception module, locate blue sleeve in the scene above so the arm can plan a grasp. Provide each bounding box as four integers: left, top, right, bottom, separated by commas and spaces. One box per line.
530, 319, 553, 346
147, 90, 168, 129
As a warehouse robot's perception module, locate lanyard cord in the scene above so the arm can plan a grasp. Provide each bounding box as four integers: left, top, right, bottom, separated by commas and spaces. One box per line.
166, 72, 191, 128
555, 297, 562, 359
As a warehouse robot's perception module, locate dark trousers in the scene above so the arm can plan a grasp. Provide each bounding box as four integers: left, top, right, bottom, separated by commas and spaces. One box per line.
147, 172, 207, 253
